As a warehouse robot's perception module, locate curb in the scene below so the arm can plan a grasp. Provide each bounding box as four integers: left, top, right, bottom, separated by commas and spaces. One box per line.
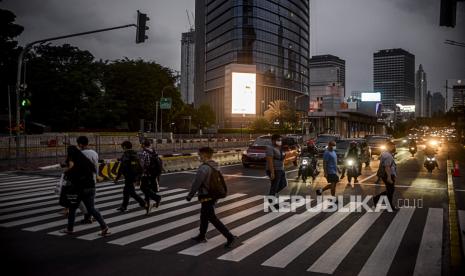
447, 160, 463, 273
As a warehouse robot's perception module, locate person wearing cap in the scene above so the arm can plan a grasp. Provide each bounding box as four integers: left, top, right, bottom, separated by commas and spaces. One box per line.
316, 140, 339, 197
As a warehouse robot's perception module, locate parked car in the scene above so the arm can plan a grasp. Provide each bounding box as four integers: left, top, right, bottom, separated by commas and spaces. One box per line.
315, 134, 341, 155
242, 135, 299, 168
366, 135, 390, 156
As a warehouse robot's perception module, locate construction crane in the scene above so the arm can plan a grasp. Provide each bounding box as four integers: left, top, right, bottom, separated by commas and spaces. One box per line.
186, 10, 194, 31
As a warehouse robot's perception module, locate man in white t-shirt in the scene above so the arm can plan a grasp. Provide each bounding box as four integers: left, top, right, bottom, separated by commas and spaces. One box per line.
77, 136, 99, 223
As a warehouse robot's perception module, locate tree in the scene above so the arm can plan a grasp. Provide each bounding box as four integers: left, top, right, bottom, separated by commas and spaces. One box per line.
250, 117, 271, 133
0, 8, 24, 132
264, 100, 294, 127
194, 104, 216, 129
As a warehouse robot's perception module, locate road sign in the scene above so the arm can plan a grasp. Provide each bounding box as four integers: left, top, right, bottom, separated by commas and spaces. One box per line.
160, 97, 172, 109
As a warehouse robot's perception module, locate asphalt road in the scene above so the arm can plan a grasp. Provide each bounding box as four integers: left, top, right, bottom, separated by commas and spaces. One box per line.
0, 142, 464, 276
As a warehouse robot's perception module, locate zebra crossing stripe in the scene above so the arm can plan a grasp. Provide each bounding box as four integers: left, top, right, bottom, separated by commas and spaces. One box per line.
0, 177, 56, 186
0, 180, 116, 193
47, 191, 190, 236
21, 189, 185, 232
413, 208, 443, 276
110, 195, 264, 246
262, 202, 359, 268
0, 186, 55, 197
217, 200, 330, 262
358, 208, 415, 276
1, 188, 186, 227
308, 211, 382, 274
78, 194, 246, 241
178, 199, 311, 256
0, 180, 58, 191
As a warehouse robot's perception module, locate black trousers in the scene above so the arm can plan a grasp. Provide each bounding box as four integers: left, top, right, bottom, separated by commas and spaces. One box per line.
121, 178, 146, 209
374, 175, 396, 208
140, 176, 161, 204
199, 200, 233, 240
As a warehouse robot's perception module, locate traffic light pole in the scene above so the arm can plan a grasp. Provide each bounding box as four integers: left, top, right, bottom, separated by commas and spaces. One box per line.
14, 24, 136, 164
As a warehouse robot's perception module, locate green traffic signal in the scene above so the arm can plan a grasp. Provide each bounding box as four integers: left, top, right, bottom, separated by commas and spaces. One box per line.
21, 99, 31, 108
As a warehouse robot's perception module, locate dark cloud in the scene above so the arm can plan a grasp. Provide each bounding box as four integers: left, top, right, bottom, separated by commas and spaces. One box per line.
3, 0, 464, 104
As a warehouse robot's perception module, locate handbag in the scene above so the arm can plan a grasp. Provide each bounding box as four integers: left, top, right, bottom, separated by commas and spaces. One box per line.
58, 176, 81, 208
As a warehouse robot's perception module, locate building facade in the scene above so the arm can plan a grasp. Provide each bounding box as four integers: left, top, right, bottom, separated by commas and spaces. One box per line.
415, 64, 427, 117
309, 54, 345, 88
373, 48, 415, 111
194, 0, 310, 127
452, 84, 465, 111
431, 92, 445, 115
181, 30, 195, 104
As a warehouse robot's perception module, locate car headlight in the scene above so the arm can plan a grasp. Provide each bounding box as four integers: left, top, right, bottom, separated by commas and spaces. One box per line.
346, 159, 354, 166
380, 145, 386, 150
410, 147, 415, 150
302, 159, 308, 165
242, 150, 248, 155
402, 139, 407, 143
429, 140, 438, 146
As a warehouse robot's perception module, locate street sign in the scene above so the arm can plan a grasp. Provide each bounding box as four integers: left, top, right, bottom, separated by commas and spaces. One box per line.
160, 97, 172, 109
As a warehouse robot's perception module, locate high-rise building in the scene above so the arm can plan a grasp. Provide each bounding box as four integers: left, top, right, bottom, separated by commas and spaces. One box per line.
194, 0, 310, 127
181, 30, 195, 105
452, 84, 465, 110
309, 55, 345, 88
426, 90, 432, 117
373, 48, 415, 111
432, 92, 445, 115
415, 64, 427, 117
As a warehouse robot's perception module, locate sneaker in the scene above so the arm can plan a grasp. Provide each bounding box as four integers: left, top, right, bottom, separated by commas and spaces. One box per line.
155, 197, 161, 208
145, 202, 152, 215
316, 188, 323, 196
59, 229, 73, 235
225, 236, 238, 248
99, 227, 111, 237
116, 207, 127, 212
191, 236, 207, 243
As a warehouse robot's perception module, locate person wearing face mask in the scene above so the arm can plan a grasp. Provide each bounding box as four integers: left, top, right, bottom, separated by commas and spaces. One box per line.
266, 134, 288, 201
316, 140, 340, 198
373, 141, 398, 211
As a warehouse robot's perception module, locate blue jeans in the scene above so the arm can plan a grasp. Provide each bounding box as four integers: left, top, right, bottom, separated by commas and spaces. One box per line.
269, 170, 288, 196
67, 188, 107, 231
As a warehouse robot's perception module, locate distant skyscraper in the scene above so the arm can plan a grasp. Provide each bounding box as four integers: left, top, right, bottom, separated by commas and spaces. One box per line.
309, 55, 345, 88
195, 0, 310, 127
452, 84, 465, 110
373, 48, 415, 110
415, 64, 427, 117
426, 91, 432, 117
181, 30, 195, 105
431, 92, 445, 115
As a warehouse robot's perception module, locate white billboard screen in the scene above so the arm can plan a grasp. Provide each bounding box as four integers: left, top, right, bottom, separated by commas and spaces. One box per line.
361, 92, 381, 102
232, 72, 256, 114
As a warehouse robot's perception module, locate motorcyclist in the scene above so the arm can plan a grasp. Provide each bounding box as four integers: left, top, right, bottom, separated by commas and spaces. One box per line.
341, 141, 361, 183
296, 141, 319, 181
424, 144, 439, 169
408, 139, 417, 153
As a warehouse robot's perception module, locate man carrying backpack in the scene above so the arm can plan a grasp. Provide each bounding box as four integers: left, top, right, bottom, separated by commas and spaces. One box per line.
114, 141, 146, 212
140, 139, 162, 214
186, 147, 237, 248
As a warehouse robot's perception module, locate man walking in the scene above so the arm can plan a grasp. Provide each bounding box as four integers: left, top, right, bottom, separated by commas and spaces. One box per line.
76, 136, 99, 224
316, 141, 339, 198
114, 141, 147, 212
373, 141, 397, 211
186, 147, 236, 248
266, 134, 287, 198
140, 139, 162, 214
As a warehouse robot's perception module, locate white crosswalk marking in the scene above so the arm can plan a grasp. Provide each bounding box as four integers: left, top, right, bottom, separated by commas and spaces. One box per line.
1, 189, 185, 227
176, 199, 310, 255
0, 181, 56, 192
0, 177, 56, 186
413, 208, 443, 276
79, 194, 248, 241
262, 202, 359, 268
217, 200, 330, 262
358, 208, 415, 276
308, 211, 382, 274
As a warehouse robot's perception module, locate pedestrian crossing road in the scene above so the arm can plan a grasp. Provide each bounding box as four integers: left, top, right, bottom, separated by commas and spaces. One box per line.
0, 173, 452, 275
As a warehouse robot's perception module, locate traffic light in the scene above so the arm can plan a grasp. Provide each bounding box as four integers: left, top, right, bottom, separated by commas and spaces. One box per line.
21, 98, 31, 108
136, 10, 149, 43
440, 0, 457, 27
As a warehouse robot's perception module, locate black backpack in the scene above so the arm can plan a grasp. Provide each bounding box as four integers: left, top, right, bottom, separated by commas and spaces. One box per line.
146, 150, 163, 177
204, 163, 227, 199
122, 150, 143, 179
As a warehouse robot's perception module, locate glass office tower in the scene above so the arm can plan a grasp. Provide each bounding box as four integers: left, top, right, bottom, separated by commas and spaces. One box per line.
195, 0, 310, 127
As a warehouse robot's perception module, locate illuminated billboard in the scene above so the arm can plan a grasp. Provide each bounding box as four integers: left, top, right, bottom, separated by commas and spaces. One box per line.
232, 72, 256, 114
361, 92, 381, 102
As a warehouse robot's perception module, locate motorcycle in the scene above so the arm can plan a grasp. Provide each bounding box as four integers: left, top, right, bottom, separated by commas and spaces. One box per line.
345, 158, 359, 183
297, 156, 319, 183
424, 155, 437, 173
409, 146, 417, 157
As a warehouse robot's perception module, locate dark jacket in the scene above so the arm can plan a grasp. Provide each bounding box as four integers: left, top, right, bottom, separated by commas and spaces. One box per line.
117, 149, 141, 180
187, 160, 218, 200
65, 163, 95, 190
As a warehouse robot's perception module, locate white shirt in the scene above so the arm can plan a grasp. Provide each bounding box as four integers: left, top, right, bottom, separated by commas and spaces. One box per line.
81, 149, 99, 181
380, 151, 397, 177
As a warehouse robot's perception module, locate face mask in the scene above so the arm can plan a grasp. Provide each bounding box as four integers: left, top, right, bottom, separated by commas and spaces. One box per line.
275, 141, 282, 146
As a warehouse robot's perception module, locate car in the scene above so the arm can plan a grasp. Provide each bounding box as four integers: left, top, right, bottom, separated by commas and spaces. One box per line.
241, 135, 299, 168
315, 134, 341, 155
366, 135, 390, 156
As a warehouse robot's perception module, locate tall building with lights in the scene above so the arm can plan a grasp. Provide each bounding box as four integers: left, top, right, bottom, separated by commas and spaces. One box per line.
415, 64, 427, 117
181, 30, 195, 105
195, 0, 310, 127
